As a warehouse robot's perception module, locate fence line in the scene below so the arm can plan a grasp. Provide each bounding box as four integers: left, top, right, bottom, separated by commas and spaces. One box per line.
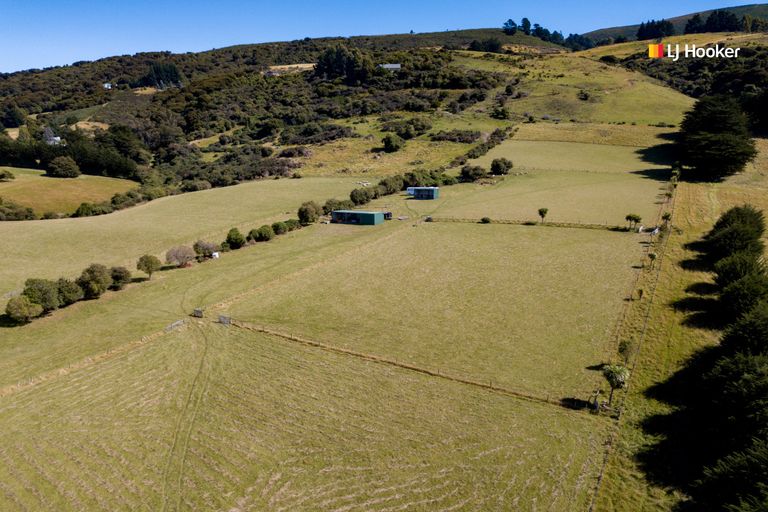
429, 216, 628, 232
224, 319, 601, 415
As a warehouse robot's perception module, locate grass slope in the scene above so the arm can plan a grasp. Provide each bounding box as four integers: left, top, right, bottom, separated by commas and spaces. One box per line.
0, 167, 136, 215
0, 323, 607, 511
224, 222, 643, 398
0, 177, 357, 298
583, 4, 768, 41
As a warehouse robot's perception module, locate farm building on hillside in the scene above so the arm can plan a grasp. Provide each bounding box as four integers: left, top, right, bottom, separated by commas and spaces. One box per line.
378, 63, 401, 71
331, 210, 384, 225
412, 187, 440, 200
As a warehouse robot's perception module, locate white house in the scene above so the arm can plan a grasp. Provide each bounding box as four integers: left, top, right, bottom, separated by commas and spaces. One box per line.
378, 63, 401, 71
103, 82, 112, 90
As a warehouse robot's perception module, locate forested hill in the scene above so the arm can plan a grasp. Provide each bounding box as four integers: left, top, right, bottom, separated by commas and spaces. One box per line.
0, 29, 556, 115
583, 3, 768, 41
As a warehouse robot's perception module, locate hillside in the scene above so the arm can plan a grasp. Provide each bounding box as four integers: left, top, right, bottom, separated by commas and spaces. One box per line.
0, 28, 557, 115
583, 3, 768, 41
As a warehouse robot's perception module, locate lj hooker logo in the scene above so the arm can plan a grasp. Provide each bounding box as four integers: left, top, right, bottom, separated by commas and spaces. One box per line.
648, 42, 741, 61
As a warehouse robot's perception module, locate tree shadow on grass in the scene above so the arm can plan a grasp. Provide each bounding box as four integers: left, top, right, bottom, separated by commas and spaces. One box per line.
685, 282, 718, 296
132, 276, 149, 284
670, 295, 724, 329
636, 143, 678, 167
637, 347, 725, 494
630, 168, 672, 182
0, 314, 21, 328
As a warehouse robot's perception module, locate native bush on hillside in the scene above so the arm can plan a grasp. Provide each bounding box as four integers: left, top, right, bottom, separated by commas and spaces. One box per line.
381, 117, 432, 139
46, 156, 81, 178
382, 133, 405, 153
491, 157, 513, 175
0, 197, 35, 221
430, 130, 481, 143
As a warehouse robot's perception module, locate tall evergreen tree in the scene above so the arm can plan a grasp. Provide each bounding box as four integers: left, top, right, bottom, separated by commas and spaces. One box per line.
679, 96, 757, 180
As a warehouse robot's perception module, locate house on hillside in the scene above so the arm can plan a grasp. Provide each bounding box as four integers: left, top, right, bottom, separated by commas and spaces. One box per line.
43, 127, 62, 146
412, 187, 439, 200
378, 63, 401, 71
102, 82, 112, 90
331, 210, 385, 225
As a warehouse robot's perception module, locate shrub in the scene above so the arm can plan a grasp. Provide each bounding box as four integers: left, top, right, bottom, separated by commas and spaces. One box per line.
249, 225, 275, 242
285, 218, 302, 231
56, 278, 84, 306
46, 156, 81, 178
225, 228, 246, 249
0, 197, 36, 220
350, 187, 374, 205
298, 201, 321, 225
110, 266, 132, 290
323, 198, 355, 215
5, 295, 43, 323
459, 165, 487, 182
382, 133, 404, 153
430, 130, 481, 143
381, 117, 432, 139
166, 246, 196, 267
490, 158, 513, 175
271, 221, 288, 235
377, 175, 405, 195
193, 240, 219, 259
76, 264, 113, 299
137, 254, 162, 279
22, 278, 60, 313
480, 217, 492, 224
0, 169, 14, 181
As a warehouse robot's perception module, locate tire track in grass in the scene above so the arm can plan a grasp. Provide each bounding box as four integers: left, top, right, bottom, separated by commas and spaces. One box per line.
160, 321, 211, 512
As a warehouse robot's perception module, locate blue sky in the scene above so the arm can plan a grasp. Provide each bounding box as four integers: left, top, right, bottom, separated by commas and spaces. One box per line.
0, 0, 757, 72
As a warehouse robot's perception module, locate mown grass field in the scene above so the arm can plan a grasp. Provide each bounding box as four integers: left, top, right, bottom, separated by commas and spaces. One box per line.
0, 323, 608, 511
223, 222, 643, 398
0, 167, 136, 215
0, 177, 358, 298
473, 138, 669, 174
431, 171, 665, 225
0, 37, 695, 510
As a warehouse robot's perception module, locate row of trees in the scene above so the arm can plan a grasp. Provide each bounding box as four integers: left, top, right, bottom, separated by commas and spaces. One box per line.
642, 205, 768, 510
5, 264, 132, 323
636, 19, 676, 40
684, 10, 743, 34
4, 213, 308, 323
502, 18, 566, 45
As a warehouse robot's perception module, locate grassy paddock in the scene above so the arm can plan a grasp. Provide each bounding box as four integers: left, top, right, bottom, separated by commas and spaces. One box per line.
224, 222, 644, 398
0, 176, 358, 297
0, 323, 608, 511
471, 139, 670, 174
0, 167, 136, 215
430, 171, 665, 225
514, 122, 676, 147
